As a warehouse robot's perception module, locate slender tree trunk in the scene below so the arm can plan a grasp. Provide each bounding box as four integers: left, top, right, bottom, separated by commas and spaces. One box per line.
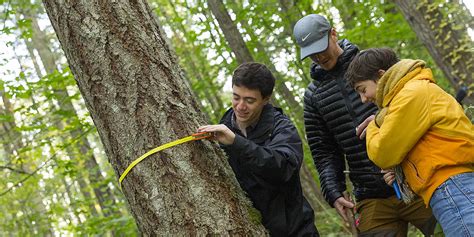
0, 89, 23, 159
158, 2, 225, 121
0, 86, 53, 236
207, 0, 253, 62
57, 168, 84, 224
0, 90, 16, 159
277, 0, 313, 84
394, 0, 474, 104
42, 0, 267, 235
208, 0, 303, 118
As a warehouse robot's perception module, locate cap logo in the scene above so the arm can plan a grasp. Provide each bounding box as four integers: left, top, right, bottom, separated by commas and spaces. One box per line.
302, 32, 311, 42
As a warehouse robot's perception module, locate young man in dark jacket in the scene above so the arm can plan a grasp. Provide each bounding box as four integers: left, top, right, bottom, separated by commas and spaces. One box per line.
293, 14, 436, 236
198, 62, 319, 237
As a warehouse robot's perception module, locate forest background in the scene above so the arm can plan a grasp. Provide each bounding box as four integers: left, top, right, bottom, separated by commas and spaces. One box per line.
1, 0, 473, 236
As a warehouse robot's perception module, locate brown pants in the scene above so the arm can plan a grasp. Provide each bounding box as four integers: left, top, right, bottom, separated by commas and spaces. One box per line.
356, 195, 436, 237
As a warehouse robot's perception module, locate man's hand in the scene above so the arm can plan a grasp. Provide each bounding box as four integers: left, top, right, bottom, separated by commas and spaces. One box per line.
355, 115, 375, 139
381, 169, 395, 186
198, 125, 236, 145
333, 196, 355, 223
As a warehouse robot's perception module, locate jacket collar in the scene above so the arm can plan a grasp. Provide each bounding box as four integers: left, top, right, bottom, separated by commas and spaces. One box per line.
221, 104, 275, 143
310, 39, 359, 81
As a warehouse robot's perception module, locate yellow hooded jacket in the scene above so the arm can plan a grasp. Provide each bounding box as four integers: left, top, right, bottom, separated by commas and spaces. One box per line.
366, 60, 474, 206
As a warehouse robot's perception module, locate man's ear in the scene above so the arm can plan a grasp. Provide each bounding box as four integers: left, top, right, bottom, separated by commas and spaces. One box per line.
263, 95, 271, 104
330, 28, 337, 40
377, 69, 385, 78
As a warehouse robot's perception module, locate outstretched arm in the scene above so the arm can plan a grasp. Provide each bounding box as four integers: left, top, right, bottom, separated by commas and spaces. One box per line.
198, 119, 302, 184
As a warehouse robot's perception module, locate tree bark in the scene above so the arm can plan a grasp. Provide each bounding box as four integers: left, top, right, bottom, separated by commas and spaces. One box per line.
394, 0, 474, 104
24, 10, 123, 218
42, 0, 267, 235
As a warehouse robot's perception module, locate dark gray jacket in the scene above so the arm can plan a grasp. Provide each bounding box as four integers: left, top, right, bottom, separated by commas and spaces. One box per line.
304, 39, 394, 206
220, 104, 318, 237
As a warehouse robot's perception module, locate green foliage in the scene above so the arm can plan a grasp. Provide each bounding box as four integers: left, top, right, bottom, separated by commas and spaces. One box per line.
1, 0, 471, 235
0, 2, 138, 235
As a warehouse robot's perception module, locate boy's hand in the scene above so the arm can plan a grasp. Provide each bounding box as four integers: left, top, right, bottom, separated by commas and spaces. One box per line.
198, 125, 235, 145
356, 115, 375, 139
381, 169, 395, 186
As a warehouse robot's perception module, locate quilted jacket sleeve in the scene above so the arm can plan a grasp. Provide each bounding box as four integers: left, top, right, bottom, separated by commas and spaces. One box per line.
304, 84, 346, 207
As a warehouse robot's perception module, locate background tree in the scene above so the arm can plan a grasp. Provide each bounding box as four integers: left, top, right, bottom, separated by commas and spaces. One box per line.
394, 0, 474, 104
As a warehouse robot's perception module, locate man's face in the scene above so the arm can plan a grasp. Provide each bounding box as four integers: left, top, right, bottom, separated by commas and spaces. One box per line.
232, 85, 269, 125
308, 29, 343, 71
354, 80, 377, 104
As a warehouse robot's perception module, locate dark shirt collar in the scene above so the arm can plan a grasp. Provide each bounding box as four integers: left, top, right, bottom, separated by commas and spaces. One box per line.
227, 104, 274, 141
231, 113, 260, 135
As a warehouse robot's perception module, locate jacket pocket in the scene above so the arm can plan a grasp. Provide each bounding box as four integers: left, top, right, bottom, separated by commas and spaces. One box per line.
406, 159, 426, 183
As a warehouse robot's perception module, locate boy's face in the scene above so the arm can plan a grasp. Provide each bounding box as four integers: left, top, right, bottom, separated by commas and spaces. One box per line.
232, 85, 269, 125
354, 80, 377, 104
308, 29, 342, 71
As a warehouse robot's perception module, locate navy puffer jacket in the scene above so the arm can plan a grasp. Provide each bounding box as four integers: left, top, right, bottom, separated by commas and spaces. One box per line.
304, 39, 394, 206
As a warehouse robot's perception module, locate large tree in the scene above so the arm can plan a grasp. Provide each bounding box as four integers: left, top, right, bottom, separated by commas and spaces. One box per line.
41, 0, 266, 235
394, 0, 474, 104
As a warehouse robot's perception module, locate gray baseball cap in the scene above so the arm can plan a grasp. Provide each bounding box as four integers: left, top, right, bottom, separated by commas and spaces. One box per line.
293, 14, 331, 60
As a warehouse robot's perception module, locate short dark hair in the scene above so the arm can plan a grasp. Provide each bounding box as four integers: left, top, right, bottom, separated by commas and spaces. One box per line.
346, 48, 399, 86
232, 62, 275, 98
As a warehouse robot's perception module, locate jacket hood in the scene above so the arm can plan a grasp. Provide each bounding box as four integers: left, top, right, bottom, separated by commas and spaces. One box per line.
310, 39, 359, 81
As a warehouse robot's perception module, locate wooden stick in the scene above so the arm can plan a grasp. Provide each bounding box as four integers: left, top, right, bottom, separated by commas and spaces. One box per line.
343, 191, 358, 236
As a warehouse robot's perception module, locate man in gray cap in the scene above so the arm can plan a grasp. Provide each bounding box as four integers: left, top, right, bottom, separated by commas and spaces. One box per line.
293, 14, 436, 235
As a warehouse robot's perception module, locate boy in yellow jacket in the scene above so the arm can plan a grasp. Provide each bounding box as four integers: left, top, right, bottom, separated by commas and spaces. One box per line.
345, 48, 474, 236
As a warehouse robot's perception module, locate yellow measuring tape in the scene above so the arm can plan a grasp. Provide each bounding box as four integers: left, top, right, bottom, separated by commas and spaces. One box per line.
119, 132, 211, 185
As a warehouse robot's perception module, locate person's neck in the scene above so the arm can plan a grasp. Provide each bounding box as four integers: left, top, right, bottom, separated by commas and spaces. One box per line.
336, 46, 343, 57
236, 110, 262, 137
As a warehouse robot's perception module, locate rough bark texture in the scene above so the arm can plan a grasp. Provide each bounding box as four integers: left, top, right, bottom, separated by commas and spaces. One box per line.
42, 0, 266, 235
394, 0, 474, 104
25, 11, 122, 218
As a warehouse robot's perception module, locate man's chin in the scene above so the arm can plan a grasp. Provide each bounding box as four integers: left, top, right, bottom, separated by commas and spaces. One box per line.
236, 115, 250, 123
236, 118, 248, 123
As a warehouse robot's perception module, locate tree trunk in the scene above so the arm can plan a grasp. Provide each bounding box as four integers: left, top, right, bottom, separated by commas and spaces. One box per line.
0, 89, 24, 159
394, 0, 474, 104
207, 0, 253, 62
26, 11, 123, 218
42, 0, 266, 235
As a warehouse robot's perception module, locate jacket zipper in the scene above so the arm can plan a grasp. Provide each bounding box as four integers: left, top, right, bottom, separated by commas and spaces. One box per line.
337, 77, 357, 127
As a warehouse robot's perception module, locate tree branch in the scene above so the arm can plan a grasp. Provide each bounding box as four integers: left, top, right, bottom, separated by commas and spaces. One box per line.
0, 166, 30, 174
0, 126, 94, 197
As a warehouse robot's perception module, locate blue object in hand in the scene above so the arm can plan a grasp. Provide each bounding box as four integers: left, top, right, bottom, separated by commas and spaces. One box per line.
393, 180, 402, 200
